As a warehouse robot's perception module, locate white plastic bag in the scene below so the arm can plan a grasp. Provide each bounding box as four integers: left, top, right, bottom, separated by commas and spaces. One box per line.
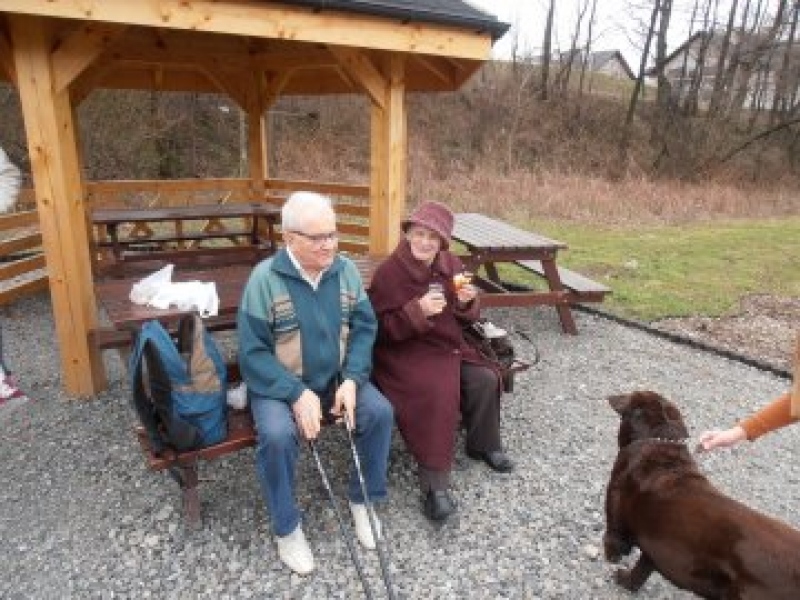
129, 264, 174, 305
148, 281, 220, 318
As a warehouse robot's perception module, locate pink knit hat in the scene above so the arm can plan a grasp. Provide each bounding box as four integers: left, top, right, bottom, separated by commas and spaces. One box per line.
401, 201, 454, 249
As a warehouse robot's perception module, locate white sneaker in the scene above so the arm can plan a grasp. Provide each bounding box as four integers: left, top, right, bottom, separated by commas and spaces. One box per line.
350, 502, 381, 550
276, 526, 315, 575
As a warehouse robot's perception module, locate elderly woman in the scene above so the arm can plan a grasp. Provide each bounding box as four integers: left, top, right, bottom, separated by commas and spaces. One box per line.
368, 201, 513, 523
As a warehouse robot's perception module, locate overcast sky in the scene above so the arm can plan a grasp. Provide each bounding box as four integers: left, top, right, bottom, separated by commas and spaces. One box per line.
468, 0, 741, 69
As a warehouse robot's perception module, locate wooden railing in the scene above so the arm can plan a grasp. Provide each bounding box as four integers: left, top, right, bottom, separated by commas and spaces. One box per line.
86, 177, 371, 254
0, 208, 48, 306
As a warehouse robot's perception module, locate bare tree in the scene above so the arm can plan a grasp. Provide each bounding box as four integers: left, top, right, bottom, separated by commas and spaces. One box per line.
707, 0, 741, 116
556, 0, 591, 95
652, 0, 675, 146
578, 0, 600, 98
540, 0, 556, 101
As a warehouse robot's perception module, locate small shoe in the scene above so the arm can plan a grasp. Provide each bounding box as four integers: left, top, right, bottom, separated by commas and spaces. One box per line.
0, 376, 28, 410
350, 502, 381, 550
276, 526, 315, 575
466, 448, 515, 473
423, 489, 457, 522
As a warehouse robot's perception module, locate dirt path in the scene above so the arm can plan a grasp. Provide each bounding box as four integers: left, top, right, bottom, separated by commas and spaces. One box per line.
652, 294, 798, 373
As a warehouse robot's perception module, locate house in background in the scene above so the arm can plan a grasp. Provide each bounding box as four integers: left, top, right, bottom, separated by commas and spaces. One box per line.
585, 50, 636, 80
647, 29, 800, 112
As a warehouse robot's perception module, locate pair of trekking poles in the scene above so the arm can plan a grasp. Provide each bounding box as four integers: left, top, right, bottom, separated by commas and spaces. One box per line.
309, 411, 396, 599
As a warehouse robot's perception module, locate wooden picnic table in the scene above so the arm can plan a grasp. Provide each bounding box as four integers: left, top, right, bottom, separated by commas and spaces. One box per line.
91, 203, 281, 276
453, 213, 610, 335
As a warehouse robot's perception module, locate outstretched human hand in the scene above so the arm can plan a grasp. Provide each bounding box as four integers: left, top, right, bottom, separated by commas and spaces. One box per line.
697, 425, 747, 452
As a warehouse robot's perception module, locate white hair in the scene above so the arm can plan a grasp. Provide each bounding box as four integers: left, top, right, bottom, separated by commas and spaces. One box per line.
0, 147, 21, 214
281, 191, 335, 231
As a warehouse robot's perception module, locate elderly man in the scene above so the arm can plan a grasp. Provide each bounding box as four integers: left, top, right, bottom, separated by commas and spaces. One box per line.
237, 191, 393, 575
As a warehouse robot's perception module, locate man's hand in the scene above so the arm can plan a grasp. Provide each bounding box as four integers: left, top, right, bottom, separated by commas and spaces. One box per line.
332, 378, 357, 429
293, 389, 323, 440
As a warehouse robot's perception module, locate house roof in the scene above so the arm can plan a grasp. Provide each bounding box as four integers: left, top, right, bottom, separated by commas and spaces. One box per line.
275, 0, 510, 40
588, 50, 635, 79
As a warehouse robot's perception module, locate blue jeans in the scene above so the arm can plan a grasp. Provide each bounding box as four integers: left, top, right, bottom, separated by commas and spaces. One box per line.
250, 381, 394, 537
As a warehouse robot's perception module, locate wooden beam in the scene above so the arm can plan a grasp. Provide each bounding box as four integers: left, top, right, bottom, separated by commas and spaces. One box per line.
369, 55, 406, 255
328, 47, 386, 108
412, 55, 455, 86
9, 14, 107, 396
1, 0, 494, 60
0, 29, 17, 83
52, 23, 127, 93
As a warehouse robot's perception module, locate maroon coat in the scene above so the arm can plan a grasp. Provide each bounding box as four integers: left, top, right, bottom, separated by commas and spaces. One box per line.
368, 240, 493, 470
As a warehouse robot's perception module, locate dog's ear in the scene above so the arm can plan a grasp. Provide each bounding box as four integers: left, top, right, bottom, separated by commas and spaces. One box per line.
608, 394, 631, 414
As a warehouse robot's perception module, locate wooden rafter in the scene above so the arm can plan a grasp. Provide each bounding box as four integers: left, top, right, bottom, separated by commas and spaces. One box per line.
328, 47, 386, 108
412, 55, 455, 86
0, 28, 17, 83
52, 23, 128, 93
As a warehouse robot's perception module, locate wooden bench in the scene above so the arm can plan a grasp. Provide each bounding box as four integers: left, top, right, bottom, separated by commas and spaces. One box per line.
135, 406, 256, 527
514, 260, 611, 304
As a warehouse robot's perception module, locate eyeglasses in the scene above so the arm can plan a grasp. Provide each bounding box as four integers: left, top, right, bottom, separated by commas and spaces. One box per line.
289, 230, 339, 246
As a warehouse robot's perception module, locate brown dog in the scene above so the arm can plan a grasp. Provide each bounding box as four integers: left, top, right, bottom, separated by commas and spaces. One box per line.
604, 390, 800, 599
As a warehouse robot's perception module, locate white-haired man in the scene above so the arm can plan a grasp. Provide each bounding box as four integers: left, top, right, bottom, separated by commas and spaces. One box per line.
237, 191, 393, 574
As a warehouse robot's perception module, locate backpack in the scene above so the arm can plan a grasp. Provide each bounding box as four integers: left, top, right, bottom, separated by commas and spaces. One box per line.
130, 314, 228, 454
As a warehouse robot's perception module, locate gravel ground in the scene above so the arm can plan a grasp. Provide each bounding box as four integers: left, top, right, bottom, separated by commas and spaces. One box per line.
1, 294, 797, 600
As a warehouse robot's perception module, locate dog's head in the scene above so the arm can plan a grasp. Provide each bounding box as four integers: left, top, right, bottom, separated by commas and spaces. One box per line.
608, 391, 690, 448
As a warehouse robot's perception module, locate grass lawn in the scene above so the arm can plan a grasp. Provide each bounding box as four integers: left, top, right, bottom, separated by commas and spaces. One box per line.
496, 217, 800, 322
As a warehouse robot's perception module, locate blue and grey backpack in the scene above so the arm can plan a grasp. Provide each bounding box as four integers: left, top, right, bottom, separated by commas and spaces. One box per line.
130, 314, 228, 453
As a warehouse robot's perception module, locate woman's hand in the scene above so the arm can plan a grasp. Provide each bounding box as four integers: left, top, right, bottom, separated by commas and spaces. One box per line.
455, 283, 477, 306
419, 289, 446, 317
697, 425, 747, 452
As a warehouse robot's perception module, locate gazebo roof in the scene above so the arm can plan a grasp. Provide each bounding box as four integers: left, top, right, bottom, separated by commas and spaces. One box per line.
0, 1, 509, 97
278, 0, 508, 40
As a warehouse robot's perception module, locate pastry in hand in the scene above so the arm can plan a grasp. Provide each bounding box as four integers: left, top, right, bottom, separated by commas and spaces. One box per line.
453, 272, 473, 290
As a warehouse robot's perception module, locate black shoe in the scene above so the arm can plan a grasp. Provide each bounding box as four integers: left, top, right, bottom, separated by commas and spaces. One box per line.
423, 489, 457, 522
466, 448, 515, 473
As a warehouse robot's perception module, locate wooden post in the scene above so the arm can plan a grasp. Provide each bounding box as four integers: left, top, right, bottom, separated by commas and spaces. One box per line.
369, 55, 406, 255
9, 15, 107, 396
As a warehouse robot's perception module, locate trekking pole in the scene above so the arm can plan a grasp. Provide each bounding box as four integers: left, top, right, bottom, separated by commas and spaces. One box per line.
343, 412, 397, 600
308, 439, 374, 600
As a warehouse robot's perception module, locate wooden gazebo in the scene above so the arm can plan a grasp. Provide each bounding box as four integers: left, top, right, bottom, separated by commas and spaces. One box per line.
0, 1, 507, 396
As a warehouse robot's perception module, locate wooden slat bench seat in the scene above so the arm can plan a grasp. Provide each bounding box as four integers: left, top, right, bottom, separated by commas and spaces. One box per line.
135, 408, 256, 527
515, 260, 611, 304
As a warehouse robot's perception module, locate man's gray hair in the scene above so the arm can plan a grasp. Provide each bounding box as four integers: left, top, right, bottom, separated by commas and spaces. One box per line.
281, 191, 335, 231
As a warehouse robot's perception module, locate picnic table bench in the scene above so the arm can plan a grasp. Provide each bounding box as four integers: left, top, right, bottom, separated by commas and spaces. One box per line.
453, 213, 610, 334
92, 203, 280, 278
